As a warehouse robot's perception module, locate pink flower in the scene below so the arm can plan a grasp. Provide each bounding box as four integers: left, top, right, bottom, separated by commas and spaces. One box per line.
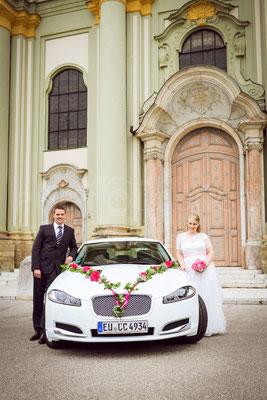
139, 272, 147, 281
90, 270, 100, 281
71, 263, 79, 270
165, 261, 173, 268
83, 266, 92, 273
191, 259, 207, 272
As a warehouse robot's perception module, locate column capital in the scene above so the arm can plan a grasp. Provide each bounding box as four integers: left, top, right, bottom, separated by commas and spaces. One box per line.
0, 0, 40, 38
243, 138, 264, 152
87, 0, 154, 25
137, 130, 169, 161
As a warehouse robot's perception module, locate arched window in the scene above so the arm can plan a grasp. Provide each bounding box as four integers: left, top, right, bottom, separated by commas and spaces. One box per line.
179, 29, 226, 71
48, 69, 87, 150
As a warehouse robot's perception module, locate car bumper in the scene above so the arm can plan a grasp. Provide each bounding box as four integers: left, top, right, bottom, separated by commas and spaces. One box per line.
45, 293, 199, 343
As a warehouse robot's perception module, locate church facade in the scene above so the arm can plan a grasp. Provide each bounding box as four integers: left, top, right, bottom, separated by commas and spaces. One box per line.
0, 0, 267, 272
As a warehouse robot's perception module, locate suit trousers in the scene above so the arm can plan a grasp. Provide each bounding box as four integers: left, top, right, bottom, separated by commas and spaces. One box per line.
32, 269, 58, 331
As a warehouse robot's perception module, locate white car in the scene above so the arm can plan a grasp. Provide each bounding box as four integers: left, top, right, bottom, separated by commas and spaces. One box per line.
45, 237, 207, 348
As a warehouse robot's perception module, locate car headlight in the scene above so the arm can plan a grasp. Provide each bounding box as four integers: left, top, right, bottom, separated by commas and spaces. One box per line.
163, 285, 196, 304
48, 290, 81, 307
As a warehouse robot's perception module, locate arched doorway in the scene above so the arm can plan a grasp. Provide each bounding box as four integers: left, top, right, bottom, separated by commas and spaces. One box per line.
172, 127, 241, 267
49, 202, 83, 247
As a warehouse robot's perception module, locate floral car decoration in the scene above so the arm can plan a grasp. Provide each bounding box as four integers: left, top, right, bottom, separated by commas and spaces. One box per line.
61, 260, 180, 318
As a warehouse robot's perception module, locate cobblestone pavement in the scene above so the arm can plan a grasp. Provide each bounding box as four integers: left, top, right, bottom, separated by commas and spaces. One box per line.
0, 300, 266, 400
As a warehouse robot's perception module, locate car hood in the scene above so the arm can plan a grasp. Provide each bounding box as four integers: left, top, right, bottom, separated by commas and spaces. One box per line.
48, 264, 191, 300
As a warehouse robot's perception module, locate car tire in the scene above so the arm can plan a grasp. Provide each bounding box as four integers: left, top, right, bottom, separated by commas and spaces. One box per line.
180, 295, 208, 344
44, 330, 62, 349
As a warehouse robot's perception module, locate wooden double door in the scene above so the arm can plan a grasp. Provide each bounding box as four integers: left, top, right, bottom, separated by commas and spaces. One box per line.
172, 128, 241, 267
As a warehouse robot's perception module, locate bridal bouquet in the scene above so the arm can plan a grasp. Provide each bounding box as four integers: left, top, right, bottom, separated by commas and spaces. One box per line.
191, 259, 207, 272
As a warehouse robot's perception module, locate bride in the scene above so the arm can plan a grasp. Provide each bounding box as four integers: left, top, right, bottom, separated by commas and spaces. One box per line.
176, 213, 226, 336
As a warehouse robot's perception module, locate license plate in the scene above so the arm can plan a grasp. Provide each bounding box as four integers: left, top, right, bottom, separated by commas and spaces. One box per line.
97, 320, 148, 334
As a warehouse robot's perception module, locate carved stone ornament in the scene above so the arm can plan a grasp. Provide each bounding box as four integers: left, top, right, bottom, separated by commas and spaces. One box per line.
58, 179, 69, 188
244, 140, 263, 152
167, 82, 231, 126
188, 1, 216, 26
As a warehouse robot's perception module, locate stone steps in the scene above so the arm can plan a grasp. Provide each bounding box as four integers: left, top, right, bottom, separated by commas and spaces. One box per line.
216, 267, 267, 289
0, 270, 19, 286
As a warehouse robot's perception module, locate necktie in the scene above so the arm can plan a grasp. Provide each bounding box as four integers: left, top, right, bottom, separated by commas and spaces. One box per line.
56, 226, 63, 245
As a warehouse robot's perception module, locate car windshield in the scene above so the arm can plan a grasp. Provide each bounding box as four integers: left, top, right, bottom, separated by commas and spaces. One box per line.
75, 241, 171, 266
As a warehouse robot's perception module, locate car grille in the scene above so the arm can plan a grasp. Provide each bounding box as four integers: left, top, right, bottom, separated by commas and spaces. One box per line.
92, 294, 152, 317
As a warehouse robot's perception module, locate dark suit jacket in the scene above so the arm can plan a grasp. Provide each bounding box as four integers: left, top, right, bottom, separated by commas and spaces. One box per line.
31, 224, 78, 275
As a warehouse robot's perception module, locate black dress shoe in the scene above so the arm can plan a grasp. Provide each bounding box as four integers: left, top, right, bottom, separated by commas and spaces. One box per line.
30, 330, 42, 341
38, 334, 46, 345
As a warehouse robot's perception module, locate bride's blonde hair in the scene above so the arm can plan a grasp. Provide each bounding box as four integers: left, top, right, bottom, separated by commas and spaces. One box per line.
187, 213, 201, 233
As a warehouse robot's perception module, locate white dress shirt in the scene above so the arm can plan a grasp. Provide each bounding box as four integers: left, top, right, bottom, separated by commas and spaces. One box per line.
53, 222, 64, 237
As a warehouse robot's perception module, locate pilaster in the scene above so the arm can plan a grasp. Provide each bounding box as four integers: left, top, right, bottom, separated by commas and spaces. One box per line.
137, 131, 169, 241
0, 26, 10, 233
239, 120, 266, 269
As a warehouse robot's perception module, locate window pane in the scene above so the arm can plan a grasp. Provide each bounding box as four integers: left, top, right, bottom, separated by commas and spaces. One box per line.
50, 77, 59, 95
203, 30, 214, 49
59, 113, 68, 130
58, 131, 68, 149
49, 96, 58, 113
48, 132, 58, 150
78, 110, 87, 129
215, 48, 227, 70
215, 35, 224, 47
68, 130, 78, 148
59, 71, 69, 94
203, 50, 215, 66
69, 93, 78, 111
79, 92, 87, 109
191, 31, 203, 51
191, 51, 202, 65
49, 114, 58, 132
182, 38, 191, 54
69, 111, 78, 129
69, 70, 79, 93
78, 129, 87, 147
59, 94, 68, 112
79, 73, 87, 91
179, 53, 191, 69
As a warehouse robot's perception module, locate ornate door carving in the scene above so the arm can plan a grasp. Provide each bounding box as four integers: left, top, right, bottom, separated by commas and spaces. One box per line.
172, 128, 241, 266
49, 202, 83, 247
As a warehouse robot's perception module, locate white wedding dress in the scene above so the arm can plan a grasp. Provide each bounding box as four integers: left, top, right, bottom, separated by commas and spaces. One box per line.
176, 232, 226, 336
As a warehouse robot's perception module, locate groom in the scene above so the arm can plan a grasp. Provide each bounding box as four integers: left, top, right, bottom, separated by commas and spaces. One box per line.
30, 206, 78, 344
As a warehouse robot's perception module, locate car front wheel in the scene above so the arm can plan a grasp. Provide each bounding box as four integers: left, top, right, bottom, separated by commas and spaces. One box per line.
180, 295, 208, 344
44, 330, 62, 349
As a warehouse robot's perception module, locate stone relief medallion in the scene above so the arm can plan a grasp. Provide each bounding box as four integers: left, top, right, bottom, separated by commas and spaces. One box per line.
167, 82, 231, 125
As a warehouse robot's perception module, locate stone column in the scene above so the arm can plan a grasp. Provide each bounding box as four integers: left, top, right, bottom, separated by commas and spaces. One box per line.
93, 0, 129, 238
241, 122, 265, 269
0, 25, 15, 271
138, 131, 169, 241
